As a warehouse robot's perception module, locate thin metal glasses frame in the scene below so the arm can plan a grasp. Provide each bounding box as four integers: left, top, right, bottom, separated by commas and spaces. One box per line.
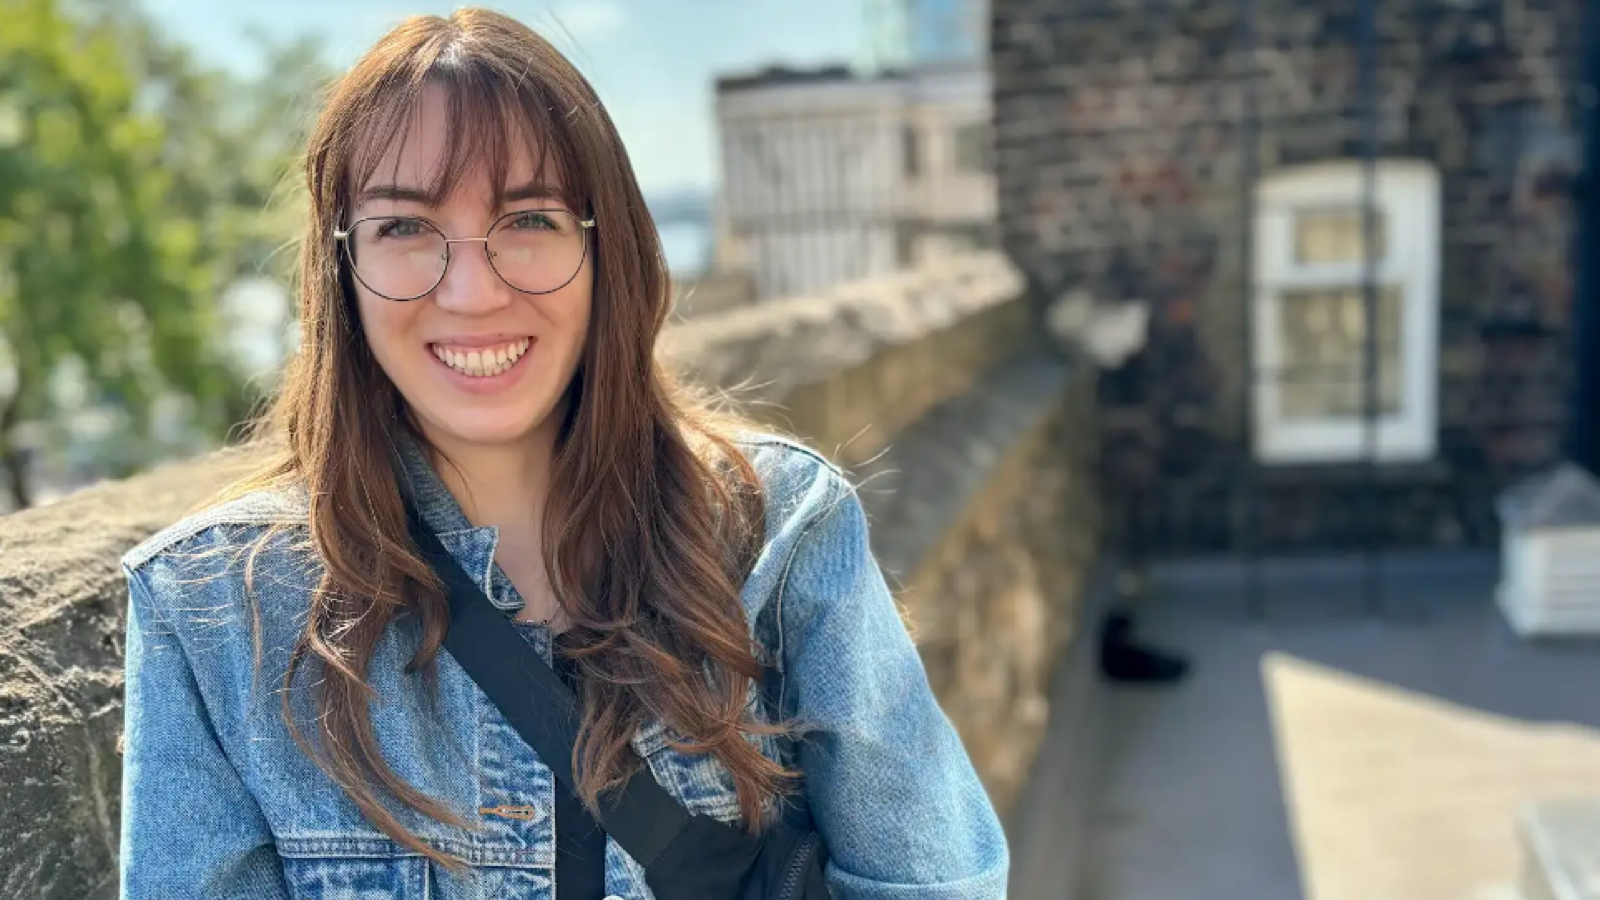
333, 209, 597, 301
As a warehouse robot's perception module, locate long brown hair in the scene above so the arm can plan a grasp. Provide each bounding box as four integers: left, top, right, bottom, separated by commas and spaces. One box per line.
217, 8, 790, 868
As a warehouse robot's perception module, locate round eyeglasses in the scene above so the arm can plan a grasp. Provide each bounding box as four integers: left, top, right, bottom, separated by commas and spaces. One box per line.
333, 209, 597, 301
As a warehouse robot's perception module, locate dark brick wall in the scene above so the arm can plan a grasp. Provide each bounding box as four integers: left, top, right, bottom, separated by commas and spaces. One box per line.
993, 0, 1585, 552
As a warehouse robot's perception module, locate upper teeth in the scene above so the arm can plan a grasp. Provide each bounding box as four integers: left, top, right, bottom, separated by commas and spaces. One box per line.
432, 339, 531, 377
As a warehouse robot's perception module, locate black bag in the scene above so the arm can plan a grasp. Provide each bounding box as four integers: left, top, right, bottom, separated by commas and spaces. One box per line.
408, 508, 832, 900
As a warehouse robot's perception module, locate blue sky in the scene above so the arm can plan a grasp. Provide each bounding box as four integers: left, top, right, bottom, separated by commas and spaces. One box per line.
137, 1, 866, 195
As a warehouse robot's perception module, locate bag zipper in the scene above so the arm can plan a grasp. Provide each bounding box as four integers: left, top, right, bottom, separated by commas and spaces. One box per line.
777, 832, 821, 900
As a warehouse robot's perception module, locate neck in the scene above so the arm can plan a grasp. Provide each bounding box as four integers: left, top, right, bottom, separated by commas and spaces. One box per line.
420, 423, 559, 535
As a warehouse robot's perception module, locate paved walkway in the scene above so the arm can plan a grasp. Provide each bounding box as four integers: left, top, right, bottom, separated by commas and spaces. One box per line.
1073, 552, 1600, 900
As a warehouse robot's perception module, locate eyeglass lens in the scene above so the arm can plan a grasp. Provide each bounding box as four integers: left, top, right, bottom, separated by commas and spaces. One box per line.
345, 210, 587, 300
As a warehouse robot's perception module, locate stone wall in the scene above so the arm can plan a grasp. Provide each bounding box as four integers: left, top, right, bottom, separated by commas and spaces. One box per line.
992, 0, 1582, 552
0, 251, 1097, 897
662, 252, 1033, 466
856, 358, 1097, 811
0, 445, 268, 898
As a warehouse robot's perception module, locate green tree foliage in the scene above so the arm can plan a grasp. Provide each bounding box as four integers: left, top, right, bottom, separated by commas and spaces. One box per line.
0, 0, 329, 508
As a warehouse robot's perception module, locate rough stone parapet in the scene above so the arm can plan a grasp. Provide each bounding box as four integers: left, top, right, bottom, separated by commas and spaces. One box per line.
662, 251, 1031, 465
851, 354, 1098, 810
0, 445, 268, 899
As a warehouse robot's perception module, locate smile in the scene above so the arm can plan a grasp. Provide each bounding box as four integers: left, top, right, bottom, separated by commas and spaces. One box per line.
429, 338, 532, 378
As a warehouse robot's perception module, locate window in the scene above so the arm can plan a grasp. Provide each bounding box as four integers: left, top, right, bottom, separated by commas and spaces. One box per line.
1252, 161, 1440, 463
952, 121, 992, 173
903, 124, 921, 178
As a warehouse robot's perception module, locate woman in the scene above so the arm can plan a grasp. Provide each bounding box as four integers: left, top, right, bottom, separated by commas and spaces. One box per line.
119, 9, 1006, 900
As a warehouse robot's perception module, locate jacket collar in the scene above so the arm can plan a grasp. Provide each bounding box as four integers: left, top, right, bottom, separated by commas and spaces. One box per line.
393, 429, 522, 613
394, 428, 478, 536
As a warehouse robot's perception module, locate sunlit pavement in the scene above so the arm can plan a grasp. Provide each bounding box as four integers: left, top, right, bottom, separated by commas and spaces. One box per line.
1071, 553, 1600, 900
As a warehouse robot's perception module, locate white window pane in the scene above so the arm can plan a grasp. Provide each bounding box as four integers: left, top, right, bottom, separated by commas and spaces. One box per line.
1294, 206, 1386, 265
1278, 285, 1403, 420
952, 122, 991, 172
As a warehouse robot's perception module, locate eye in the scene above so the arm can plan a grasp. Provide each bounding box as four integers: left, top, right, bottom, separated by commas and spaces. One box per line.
374, 217, 427, 238
506, 211, 559, 231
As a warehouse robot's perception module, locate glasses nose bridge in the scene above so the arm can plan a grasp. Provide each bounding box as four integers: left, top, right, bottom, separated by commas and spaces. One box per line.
434, 232, 505, 301
441, 234, 492, 260
438, 233, 494, 273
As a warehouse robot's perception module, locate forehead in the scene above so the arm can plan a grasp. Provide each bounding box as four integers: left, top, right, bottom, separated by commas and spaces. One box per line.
352, 82, 562, 204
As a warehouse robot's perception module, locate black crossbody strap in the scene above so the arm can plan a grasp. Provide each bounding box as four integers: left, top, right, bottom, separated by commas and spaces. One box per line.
406, 507, 694, 867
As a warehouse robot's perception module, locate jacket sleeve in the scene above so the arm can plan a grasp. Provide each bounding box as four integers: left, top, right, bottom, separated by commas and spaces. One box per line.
120, 563, 290, 900
778, 473, 1010, 900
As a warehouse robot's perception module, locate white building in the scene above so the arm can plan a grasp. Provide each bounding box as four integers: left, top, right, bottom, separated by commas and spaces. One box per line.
714, 67, 905, 300
713, 62, 995, 301
902, 63, 996, 265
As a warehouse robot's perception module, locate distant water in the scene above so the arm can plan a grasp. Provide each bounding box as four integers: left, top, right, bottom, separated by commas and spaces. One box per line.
659, 220, 713, 277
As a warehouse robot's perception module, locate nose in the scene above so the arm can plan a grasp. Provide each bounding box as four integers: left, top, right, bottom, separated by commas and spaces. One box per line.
432, 238, 513, 314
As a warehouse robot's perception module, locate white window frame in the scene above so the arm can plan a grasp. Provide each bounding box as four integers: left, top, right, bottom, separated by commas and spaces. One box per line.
1252, 160, 1441, 464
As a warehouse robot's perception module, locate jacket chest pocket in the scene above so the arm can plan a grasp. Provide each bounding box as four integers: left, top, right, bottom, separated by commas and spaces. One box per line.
277, 838, 431, 900
631, 712, 787, 826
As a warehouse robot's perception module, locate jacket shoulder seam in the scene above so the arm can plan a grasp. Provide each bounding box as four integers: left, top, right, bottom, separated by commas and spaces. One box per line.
122, 494, 307, 573
766, 447, 855, 683
734, 432, 847, 480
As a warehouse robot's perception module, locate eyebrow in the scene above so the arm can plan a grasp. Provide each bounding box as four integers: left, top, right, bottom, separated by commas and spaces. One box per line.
504, 181, 568, 204
354, 185, 433, 206
353, 180, 572, 209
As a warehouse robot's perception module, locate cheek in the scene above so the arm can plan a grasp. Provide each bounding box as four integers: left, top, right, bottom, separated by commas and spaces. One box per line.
552, 274, 594, 348
354, 288, 415, 363
569, 293, 593, 342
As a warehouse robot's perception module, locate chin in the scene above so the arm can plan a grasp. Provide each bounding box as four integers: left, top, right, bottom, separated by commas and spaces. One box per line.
412, 401, 553, 448
447, 416, 548, 448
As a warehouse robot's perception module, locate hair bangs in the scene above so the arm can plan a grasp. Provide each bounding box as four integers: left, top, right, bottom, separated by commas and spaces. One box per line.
344, 51, 586, 219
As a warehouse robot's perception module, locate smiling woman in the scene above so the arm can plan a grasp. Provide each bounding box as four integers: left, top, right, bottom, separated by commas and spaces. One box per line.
329, 69, 602, 451
116, 9, 1009, 900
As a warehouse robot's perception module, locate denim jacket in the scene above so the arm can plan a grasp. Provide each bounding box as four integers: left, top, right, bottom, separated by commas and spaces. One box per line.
119, 433, 1009, 900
